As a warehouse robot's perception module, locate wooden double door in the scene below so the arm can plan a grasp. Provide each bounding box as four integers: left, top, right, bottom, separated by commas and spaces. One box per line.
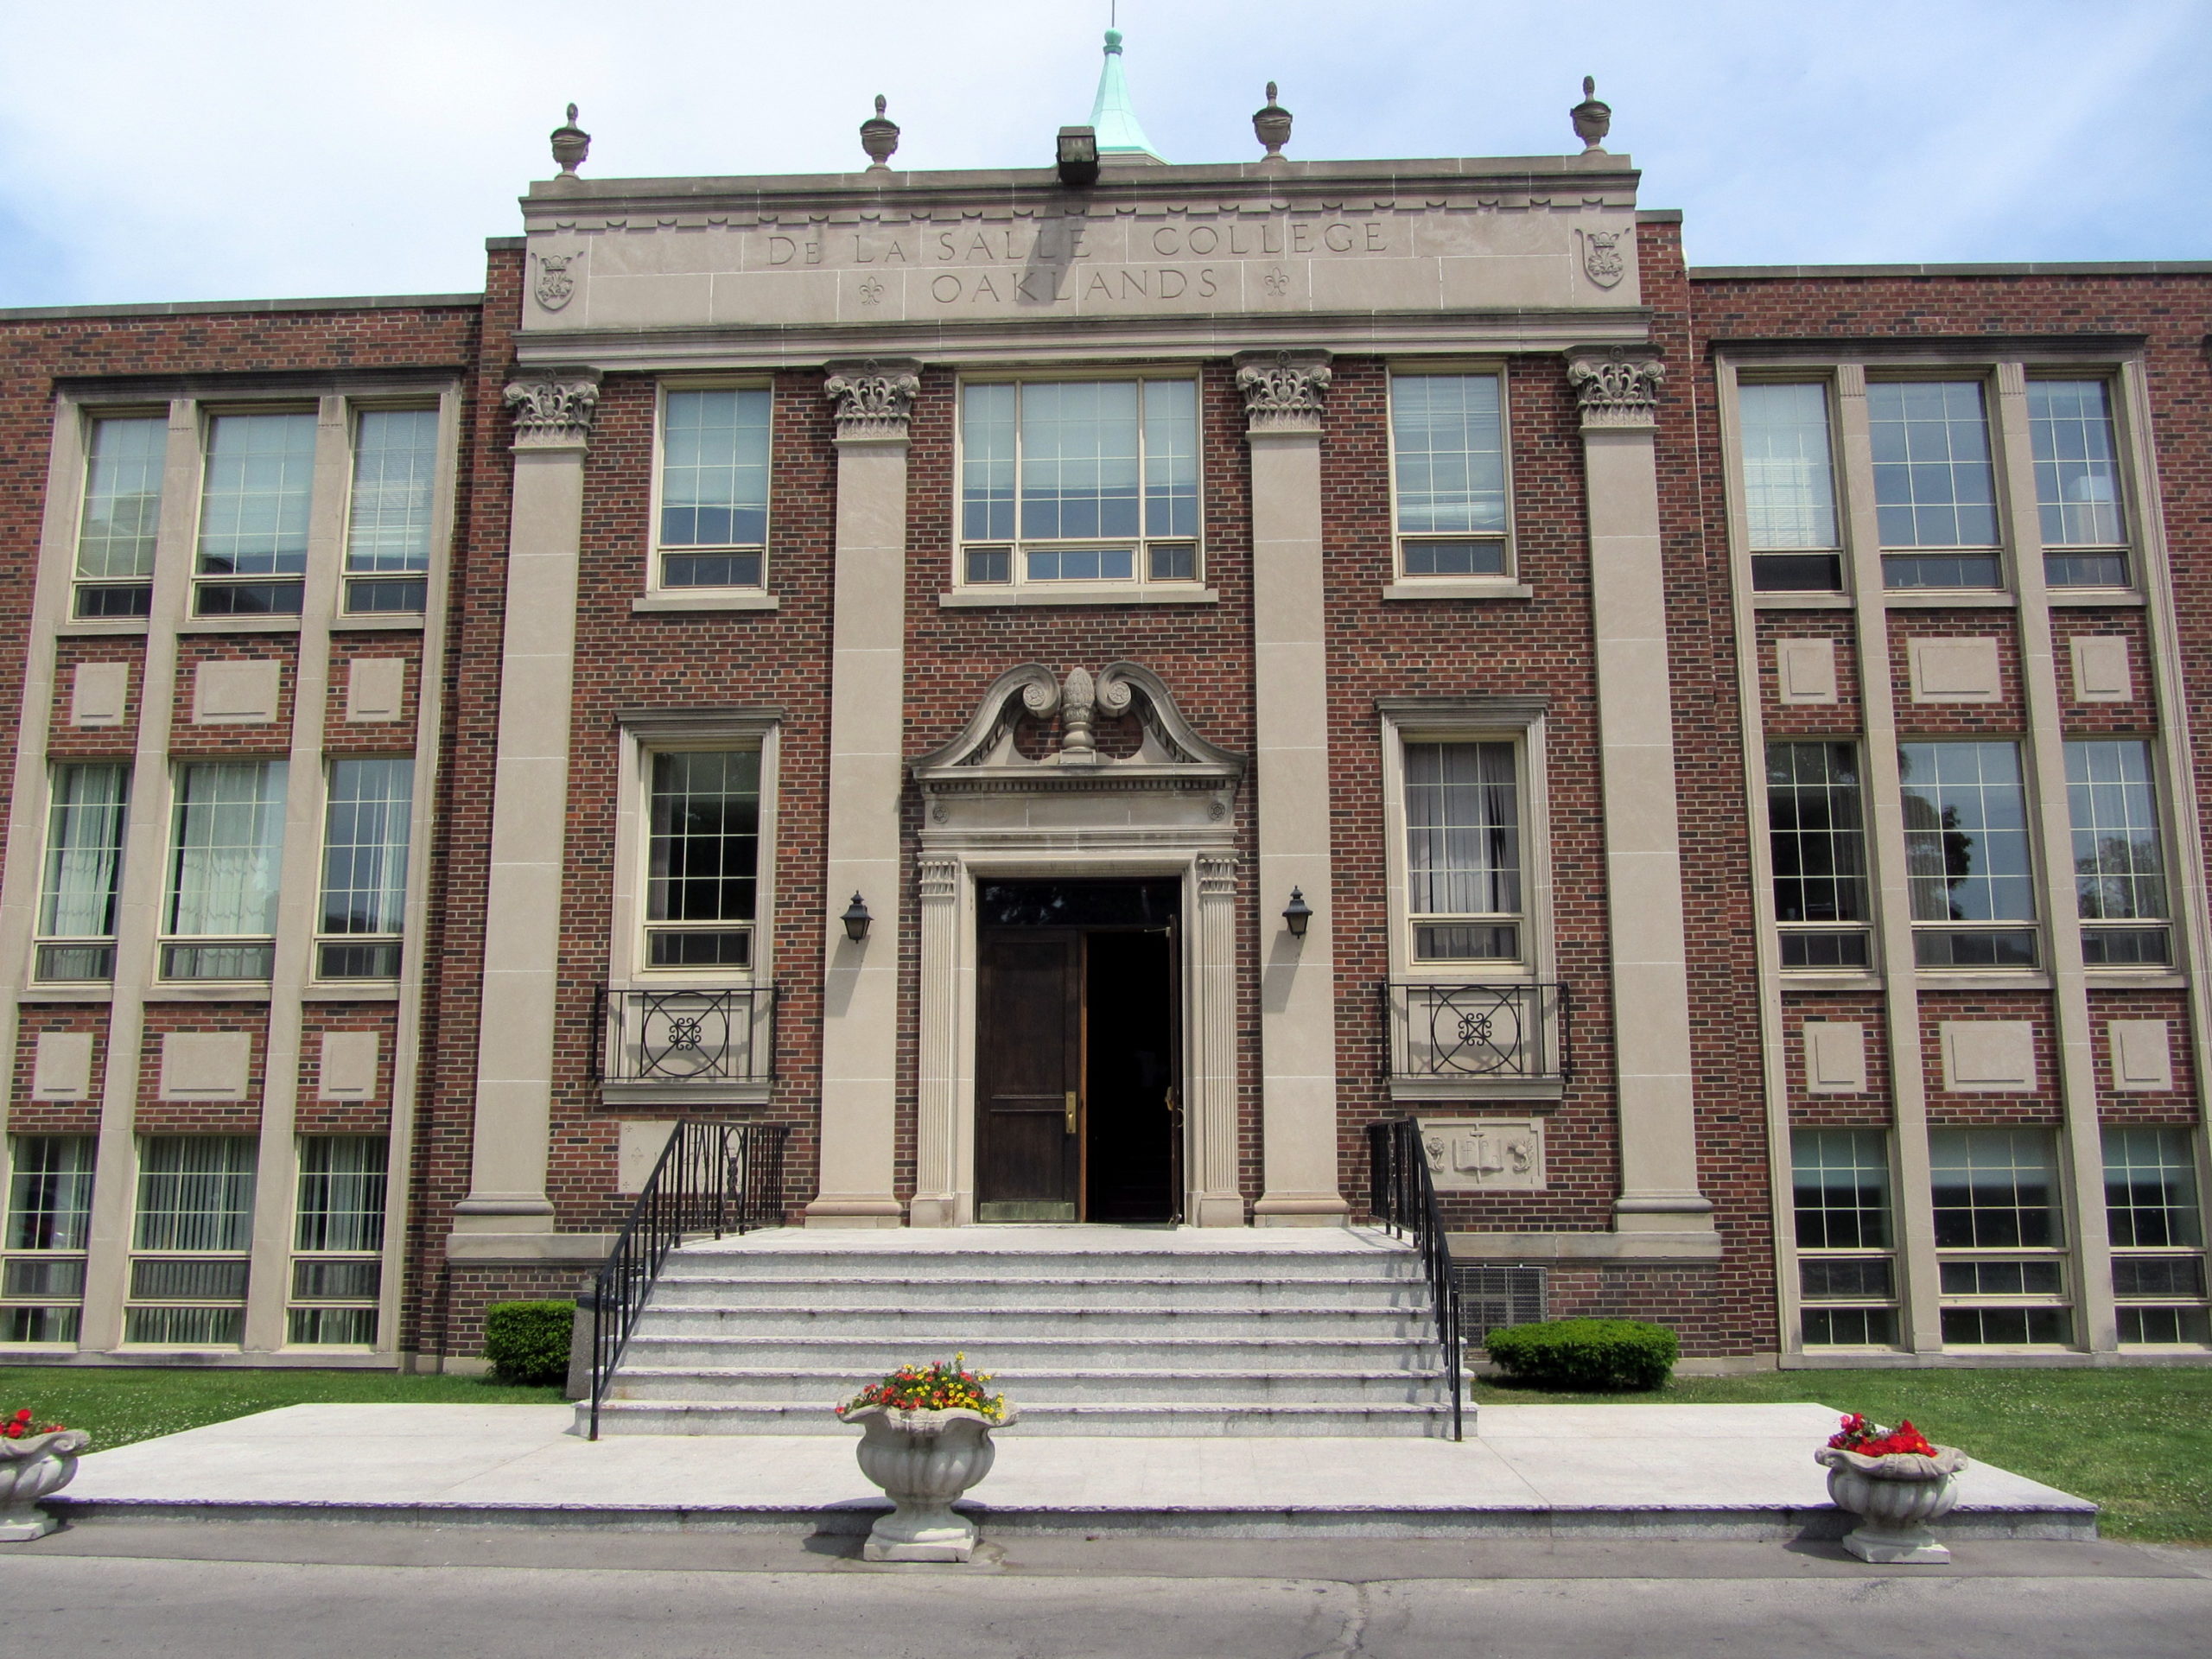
975, 881, 1180, 1224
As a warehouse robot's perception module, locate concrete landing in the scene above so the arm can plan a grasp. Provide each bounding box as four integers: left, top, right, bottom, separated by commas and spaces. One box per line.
52, 1402, 2097, 1541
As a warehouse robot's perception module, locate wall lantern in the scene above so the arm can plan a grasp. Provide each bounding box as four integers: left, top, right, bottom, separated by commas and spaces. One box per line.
1281, 887, 1313, 939
841, 892, 873, 943
1056, 125, 1101, 188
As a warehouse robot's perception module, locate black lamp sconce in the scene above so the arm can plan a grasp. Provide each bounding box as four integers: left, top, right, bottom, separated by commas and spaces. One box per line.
1056, 125, 1100, 187
840, 892, 873, 943
1281, 887, 1313, 938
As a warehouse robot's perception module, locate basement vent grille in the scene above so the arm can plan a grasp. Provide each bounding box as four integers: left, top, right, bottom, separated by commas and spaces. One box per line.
1456, 1264, 1547, 1340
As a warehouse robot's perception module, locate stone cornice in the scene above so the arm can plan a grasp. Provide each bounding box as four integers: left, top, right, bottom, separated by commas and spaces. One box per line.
1565, 345, 1662, 430
823, 358, 922, 442
1234, 349, 1333, 435
505, 372, 601, 449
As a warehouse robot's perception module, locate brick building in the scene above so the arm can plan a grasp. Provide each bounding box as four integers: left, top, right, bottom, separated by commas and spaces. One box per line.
2, 46, 2207, 1374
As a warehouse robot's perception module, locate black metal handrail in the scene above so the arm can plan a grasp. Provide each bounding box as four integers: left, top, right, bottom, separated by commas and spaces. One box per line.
1367, 1116, 1464, 1441
592, 985, 779, 1085
1381, 980, 1571, 1083
588, 1119, 787, 1440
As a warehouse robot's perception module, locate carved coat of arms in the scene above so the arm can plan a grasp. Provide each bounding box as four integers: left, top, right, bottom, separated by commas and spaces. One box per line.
1580, 228, 1624, 290
534, 251, 577, 311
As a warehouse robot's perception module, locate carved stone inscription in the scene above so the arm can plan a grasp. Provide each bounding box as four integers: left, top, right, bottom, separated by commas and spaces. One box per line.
1418, 1117, 1547, 1192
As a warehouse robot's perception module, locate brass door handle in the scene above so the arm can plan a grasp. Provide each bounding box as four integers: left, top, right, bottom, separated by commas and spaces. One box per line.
1065, 1091, 1078, 1135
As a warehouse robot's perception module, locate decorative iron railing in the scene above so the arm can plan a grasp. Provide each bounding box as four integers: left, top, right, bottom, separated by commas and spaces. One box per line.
593, 985, 778, 1086
587, 1119, 787, 1440
1381, 981, 1570, 1083
1367, 1116, 1464, 1442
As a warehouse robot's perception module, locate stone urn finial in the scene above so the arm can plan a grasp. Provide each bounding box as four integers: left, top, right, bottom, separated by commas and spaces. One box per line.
861, 94, 900, 171
1569, 76, 1611, 152
551, 103, 591, 176
1254, 81, 1292, 161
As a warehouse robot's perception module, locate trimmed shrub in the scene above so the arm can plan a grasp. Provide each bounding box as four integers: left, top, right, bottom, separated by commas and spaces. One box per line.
1484, 1319, 1679, 1392
483, 1300, 575, 1386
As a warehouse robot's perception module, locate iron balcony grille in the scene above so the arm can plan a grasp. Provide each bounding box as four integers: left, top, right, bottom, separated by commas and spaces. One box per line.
1382, 981, 1570, 1083
594, 985, 778, 1085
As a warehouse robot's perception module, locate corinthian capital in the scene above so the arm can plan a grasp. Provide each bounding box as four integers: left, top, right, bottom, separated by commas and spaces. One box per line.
1566, 346, 1664, 430
824, 358, 922, 442
1234, 349, 1332, 435
505, 373, 601, 450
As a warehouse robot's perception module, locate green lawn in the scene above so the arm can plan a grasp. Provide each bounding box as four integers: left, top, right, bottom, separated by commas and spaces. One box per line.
0, 1367, 565, 1454
1472, 1366, 2212, 1543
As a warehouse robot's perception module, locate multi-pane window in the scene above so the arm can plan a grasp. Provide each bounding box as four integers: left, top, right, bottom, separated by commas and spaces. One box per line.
317, 758, 412, 981
1767, 742, 1870, 969
1391, 373, 1509, 578
645, 750, 760, 969
2, 1137, 96, 1344
1738, 383, 1842, 593
35, 762, 129, 982
1869, 382, 2001, 589
289, 1136, 387, 1345
1930, 1128, 2070, 1345
344, 408, 439, 613
1403, 741, 1522, 963
163, 760, 288, 982
2031, 380, 2128, 588
126, 1136, 256, 1346
194, 411, 317, 615
2103, 1128, 2209, 1345
1792, 1128, 1898, 1347
74, 415, 166, 619
658, 389, 771, 589
2065, 738, 2167, 966
958, 379, 1199, 588
1898, 741, 2037, 968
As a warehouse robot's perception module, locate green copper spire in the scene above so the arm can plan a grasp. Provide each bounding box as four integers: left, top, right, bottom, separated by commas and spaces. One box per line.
1088, 28, 1163, 162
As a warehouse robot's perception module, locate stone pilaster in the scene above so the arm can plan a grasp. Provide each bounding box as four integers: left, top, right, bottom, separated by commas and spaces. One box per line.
1189, 853, 1246, 1225
909, 855, 963, 1227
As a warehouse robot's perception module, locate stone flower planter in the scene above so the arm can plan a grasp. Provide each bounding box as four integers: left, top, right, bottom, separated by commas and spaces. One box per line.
0, 1428, 92, 1541
846, 1403, 1013, 1561
1815, 1443, 1970, 1563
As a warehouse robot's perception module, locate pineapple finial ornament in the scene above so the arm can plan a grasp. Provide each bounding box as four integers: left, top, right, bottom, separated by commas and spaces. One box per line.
1253, 82, 1292, 161
1569, 77, 1611, 152
550, 104, 591, 176
860, 95, 900, 170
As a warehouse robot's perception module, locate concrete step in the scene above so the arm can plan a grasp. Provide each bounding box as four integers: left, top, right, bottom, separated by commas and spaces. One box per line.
645, 1275, 1432, 1312
630, 1304, 1433, 1340
607, 1365, 1448, 1406
581, 1397, 1459, 1438
658, 1252, 1427, 1285
618, 1333, 1443, 1371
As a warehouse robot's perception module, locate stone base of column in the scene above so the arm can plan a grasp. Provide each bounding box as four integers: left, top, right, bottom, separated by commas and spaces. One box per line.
1189, 1194, 1248, 1228
906, 1195, 964, 1229
450, 1194, 556, 1232
1251, 1192, 1351, 1228
804, 1196, 906, 1229
1613, 1193, 1716, 1232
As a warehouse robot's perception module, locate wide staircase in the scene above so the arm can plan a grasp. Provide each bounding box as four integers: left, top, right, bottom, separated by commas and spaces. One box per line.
582, 1226, 1459, 1437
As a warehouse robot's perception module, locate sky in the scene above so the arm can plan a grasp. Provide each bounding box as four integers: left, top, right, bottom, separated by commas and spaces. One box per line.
2, 0, 2209, 308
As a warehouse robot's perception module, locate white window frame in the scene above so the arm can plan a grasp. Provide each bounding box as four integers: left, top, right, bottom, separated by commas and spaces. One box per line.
1725, 373, 1848, 597
188, 403, 322, 620
32, 760, 131, 984
1928, 1127, 2075, 1351
2025, 372, 2138, 594
158, 757, 289, 985
311, 754, 414, 987
337, 400, 445, 619
1, 1134, 98, 1346
69, 405, 171, 621
1384, 362, 1518, 594
647, 379, 775, 600
123, 1134, 257, 1350
285, 1133, 388, 1350
1789, 1126, 1904, 1352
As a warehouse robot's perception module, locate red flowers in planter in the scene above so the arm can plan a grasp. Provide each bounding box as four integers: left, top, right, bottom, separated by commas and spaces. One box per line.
2, 1408, 67, 1440
836, 1355, 1007, 1422
1827, 1412, 1937, 1458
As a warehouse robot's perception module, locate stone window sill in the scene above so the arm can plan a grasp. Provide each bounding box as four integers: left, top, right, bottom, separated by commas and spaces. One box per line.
331, 614, 428, 632
1912, 970, 2054, 991
1776, 969, 1884, 992
303, 983, 401, 1001
1753, 594, 1853, 611
939, 587, 1218, 609
1382, 580, 1533, 602
142, 983, 275, 1003
1882, 591, 2015, 609
177, 615, 301, 634
55, 618, 150, 639
2048, 588, 2146, 608
13, 986, 114, 1005
632, 593, 781, 613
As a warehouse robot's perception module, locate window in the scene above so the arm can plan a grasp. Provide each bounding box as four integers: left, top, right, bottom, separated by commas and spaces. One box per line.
1930, 1128, 2071, 1345
2, 1136, 96, 1344
657, 388, 770, 590
1767, 742, 1871, 969
2104, 1128, 2209, 1345
316, 758, 412, 980
1869, 382, 2001, 589
645, 750, 760, 969
1793, 1128, 1898, 1347
344, 408, 438, 613
126, 1136, 255, 1346
1404, 741, 1522, 963
1391, 373, 1509, 579
195, 410, 316, 615
957, 378, 1199, 589
1738, 382, 1842, 593
163, 760, 288, 982
73, 414, 166, 619
2066, 738, 2167, 966
35, 762, 129, 982
2031, 380, 2129, 588
289, 1136, 386, 1345
1898, 741, 2037, 968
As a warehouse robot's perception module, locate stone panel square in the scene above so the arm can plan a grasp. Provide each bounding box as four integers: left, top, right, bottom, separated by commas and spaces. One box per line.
317, 1031, 382, 1101
159, 1032, 253, 1100
346, 658, 406, 722
2107, 1019, 2173, 1092
31, 1030, 95, 1099
193, 659, 281, 724
1939, 1021, 2037, 1091
69, 661, 130, 727
1908, 638, 2001, 702
1776, 638, 1838, 704
2069, 636, 2133, 702
1802, 1021, 1867, 1093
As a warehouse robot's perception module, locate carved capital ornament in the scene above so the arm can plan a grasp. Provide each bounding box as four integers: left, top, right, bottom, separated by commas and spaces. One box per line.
505, 375, 601, 449
1565, 346, 1664, 430
1233, 349, 1333, 435
824, 358, 922, 442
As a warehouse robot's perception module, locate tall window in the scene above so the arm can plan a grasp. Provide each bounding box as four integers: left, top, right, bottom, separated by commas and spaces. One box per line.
1869, 382, 2000, 589
36, 762, 129, 982
289, 1136, 387, 1345
317, 758, 412, 981
127, 1136, 256, 1346
2, 1137, 96, 1344
344, 408, 439, 613
2031, 380, 2128, 588
1738, 383, 1842, 592
1767, 742, 1870, 969
1929, 1128, 2070, 1346
74, 414, 166, 619
1391, 373, 1509, 578
958, 378, 1198, 588
1897, 741, 2037, 968
658, 388, 771, 590
645, 750, 760, 969
2065, 738, 2167, 966
195, 410, 316, 615
163, 760, 288, 982
1792, 1128, 1897, 1347
1404, 741, 1522, 962
2103, 1128, 2208, 1345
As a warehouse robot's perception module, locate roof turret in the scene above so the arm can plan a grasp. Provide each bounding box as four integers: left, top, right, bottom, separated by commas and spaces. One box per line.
1088, 29, 1163, 162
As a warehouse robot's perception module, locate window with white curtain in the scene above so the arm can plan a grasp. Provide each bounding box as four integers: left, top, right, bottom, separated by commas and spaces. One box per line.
36, 761, 129, 982
344, 407, 439, 613
1404, 740, 1522, 963
1737, 382, 1842, 593
163, 760, 288, 982
74, 413, 166, 619
289, 1136, 387, 1345
317, 758, 412, 980
127, 1136, 255, 1346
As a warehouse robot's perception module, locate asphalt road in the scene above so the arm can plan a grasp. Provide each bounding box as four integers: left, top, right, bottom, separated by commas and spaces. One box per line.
5, 1524, 2208, 1658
